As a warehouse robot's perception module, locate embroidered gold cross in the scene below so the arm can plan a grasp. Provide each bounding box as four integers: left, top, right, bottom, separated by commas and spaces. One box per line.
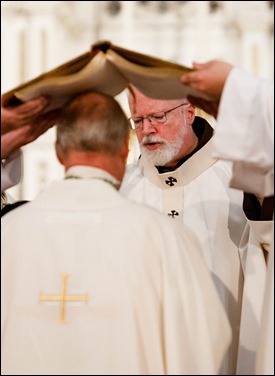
39, 273, 88, 324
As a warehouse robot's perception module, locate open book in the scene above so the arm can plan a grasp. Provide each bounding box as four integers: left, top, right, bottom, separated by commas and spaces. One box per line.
2, 40, 205, 112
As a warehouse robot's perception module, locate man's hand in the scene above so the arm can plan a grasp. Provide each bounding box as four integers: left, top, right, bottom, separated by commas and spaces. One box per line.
1, 96, 49, 134
181, 60, 233, 100
1, 110, 59, 159
180, 60, 233, 117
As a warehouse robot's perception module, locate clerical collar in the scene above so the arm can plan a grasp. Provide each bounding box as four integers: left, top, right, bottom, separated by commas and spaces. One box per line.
64, 166, 120, 190
156, 117, 214, 174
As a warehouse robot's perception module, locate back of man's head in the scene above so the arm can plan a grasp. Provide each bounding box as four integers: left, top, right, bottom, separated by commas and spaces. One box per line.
56, 91, 130, 159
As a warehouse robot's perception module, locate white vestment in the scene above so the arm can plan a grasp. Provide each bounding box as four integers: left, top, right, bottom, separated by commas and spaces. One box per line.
1, 166, 231, 375
237, 219, 272, 375
212, 67, 274, 197
212, 67, 274, 376
1, 149, 22, 192
121, 139, 246, 375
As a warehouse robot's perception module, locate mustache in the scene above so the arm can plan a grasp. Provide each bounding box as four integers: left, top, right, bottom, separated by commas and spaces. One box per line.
141, 135, 166, 146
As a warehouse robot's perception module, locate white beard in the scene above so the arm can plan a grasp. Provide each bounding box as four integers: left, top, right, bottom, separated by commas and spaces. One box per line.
140, 114, 188, 166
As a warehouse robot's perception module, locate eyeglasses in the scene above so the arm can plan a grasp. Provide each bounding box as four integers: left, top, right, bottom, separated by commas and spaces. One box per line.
129, 103, 188, 130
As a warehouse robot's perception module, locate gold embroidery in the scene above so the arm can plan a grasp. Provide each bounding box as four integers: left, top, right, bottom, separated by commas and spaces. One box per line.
1, 192, 8, 209
260, 243, 270, 264
40, 273, 88, 324
65, 175, 119, 190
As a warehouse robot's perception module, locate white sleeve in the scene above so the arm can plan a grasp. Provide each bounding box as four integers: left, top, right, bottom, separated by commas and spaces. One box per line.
1, 150, 22, 193
212, 67, 274, 196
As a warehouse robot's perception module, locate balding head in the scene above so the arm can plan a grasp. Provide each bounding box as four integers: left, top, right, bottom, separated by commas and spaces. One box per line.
56, 91, 130, 157
55, 91, 130, 182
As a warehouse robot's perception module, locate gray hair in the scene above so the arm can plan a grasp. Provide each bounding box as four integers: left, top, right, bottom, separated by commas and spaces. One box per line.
56, 91, 130, 158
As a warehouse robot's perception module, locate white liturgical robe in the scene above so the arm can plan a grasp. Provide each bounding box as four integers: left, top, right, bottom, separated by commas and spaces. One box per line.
212, 67, 274, 376
213, 67, 274, 198
120, 138, 247, 375
1, 149, 22, 193
1, 166, 231, 375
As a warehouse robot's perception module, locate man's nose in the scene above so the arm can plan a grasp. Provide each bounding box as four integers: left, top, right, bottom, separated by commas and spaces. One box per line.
141, 117, 156, 134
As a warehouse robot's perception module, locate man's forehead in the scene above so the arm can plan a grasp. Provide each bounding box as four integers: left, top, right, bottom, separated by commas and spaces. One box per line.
130, 94, 183, 114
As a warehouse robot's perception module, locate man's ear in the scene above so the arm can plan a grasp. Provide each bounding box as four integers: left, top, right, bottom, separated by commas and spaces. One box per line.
55, 141, 64, 165
120, 134, 130, 163
186, 103, 196, 124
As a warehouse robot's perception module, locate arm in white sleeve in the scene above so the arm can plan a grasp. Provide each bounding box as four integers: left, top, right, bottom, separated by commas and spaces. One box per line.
1, 149, 22, 192
212, 67, 274, 196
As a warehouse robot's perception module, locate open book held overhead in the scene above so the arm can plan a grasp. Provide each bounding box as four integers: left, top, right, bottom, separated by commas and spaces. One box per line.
2, 40, 208, 112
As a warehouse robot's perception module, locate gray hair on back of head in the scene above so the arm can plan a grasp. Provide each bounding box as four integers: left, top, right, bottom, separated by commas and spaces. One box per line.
56, 91, 130, 157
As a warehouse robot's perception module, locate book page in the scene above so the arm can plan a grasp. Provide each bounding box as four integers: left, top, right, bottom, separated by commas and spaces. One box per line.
106, 50, 210, 100
2, 41, 210, 113
107, 42, 192, 71
13, 52, 128, 112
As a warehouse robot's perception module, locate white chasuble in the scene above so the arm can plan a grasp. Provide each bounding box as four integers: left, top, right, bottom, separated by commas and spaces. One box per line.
121, 140, 247, 375
1, 166, 231, 375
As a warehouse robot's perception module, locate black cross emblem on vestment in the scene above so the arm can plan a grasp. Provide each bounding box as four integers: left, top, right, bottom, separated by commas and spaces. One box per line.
168, 210, 179, 218
165, 177, 177, 186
